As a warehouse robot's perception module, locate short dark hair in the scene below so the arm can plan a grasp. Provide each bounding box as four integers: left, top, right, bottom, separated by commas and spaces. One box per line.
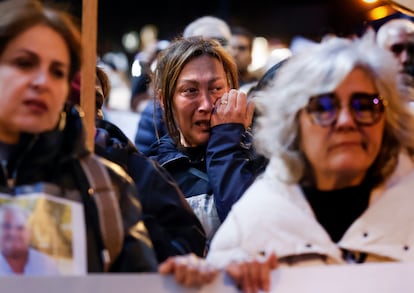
231, 26, 255, 52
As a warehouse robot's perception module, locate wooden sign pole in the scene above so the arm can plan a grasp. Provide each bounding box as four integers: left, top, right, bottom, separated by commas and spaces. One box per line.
80, 0, 98, 151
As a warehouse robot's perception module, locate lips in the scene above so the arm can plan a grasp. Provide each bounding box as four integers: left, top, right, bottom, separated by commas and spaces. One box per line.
329, 141, 363, 151
194, 119, 210, 131
23, 99, 48, 114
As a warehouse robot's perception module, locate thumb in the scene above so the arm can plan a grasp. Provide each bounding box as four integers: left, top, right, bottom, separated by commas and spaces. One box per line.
158, 257, 174, 274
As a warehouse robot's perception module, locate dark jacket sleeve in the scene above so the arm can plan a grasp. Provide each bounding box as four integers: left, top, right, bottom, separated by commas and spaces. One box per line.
128, 152, 207, 262
103, 160, 159, 272
206, 123, 267, 222
134, 99, 167, 156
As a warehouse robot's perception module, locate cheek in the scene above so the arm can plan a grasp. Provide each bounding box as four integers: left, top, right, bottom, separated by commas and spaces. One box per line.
299, 113, 326, 163
366, 125, 384, 157
173, 98, 197, 122
172, 99, 184, 126
55, 83, 69, 108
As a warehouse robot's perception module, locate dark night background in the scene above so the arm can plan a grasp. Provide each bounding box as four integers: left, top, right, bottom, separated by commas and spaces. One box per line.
54, 0, 383, 55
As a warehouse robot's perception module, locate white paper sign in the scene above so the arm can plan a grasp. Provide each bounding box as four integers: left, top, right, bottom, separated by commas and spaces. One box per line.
1, 262, 414, 292
0, 193, 86, 276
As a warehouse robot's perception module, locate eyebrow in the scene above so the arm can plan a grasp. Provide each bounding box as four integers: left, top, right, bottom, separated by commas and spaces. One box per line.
16, 48, 70, 68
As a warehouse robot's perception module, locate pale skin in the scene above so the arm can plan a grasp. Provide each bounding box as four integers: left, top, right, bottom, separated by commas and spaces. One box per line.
0, 24, 70, 144
379, 24, 414, 72
0, 208, 31, 274
159, 252, 278, 293
299, 68, 385, 190
170, 54, 255, 147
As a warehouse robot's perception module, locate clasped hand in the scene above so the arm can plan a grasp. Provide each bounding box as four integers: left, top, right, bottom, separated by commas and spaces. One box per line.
211, 89, 255, 130
158, 252, 278, 293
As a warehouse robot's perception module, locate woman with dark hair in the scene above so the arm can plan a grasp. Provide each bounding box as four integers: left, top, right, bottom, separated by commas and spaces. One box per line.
0, 0, 157, 274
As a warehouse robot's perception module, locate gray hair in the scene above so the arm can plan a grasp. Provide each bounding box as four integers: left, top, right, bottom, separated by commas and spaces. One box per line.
183, 16, 231, 45
253, 29, 414, 185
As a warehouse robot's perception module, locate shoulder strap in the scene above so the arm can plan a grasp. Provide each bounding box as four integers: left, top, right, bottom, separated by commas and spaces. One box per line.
188, 167, 209, 181
80, 153, 124, 272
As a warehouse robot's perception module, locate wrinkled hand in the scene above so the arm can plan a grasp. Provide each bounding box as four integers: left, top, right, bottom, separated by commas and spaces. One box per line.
226, 252, 278, 293
211, 89, 255, 129
158, 253, 219, 288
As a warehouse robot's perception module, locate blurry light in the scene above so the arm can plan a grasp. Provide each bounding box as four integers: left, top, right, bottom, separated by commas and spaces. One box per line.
362, 0, 378, 3
385, 0, 414, 16
367, 5, 394, 20
131, 59, 142, 77
122, 31, 140, 53
250, 37, 269, 72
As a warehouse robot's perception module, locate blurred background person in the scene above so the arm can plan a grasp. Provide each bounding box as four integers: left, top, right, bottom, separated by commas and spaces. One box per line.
130, 39, 170, 113
229, 25, 259, 93
376, 17, 414, 88
182, 15, 232, 49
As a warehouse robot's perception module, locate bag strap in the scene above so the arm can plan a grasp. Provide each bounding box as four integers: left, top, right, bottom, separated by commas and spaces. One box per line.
188, 167, 209, 181
80, 154, 124, 272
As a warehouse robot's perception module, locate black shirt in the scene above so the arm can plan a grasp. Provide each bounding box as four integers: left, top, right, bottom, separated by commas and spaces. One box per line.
302, 181, 372, 243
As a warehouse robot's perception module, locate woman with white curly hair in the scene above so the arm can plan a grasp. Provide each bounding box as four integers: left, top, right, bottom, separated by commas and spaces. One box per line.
207, 29, 414, 268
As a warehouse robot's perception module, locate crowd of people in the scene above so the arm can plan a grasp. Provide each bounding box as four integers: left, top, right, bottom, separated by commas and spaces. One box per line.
1, 0, 414, 292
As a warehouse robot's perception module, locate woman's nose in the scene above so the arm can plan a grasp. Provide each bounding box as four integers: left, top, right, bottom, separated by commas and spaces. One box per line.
198, 91, 214, 111
335, 105, 357, 127
31, 69, 49, 88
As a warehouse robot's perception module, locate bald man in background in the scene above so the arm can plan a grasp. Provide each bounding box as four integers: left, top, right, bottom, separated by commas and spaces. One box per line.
377, 18, 414, 88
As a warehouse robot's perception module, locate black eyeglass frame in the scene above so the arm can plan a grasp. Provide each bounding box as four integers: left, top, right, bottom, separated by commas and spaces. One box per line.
305, 92, 387, 127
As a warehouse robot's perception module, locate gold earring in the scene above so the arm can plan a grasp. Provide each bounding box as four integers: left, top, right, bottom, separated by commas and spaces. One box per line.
58, 111, 66, 130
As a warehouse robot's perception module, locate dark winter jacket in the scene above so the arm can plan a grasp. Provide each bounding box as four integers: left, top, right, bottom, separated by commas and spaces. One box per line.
0, 106, 158, 273
134, 99, 167, 155
147, 123, 268, 222
95, 118, 207, 262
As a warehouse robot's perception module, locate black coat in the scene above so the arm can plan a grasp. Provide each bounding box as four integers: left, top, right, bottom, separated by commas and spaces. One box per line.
0, 106, 158, 273
95, 118, 207, 262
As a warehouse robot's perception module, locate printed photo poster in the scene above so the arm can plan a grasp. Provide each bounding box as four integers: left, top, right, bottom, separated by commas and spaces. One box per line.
0, 193, 86, 275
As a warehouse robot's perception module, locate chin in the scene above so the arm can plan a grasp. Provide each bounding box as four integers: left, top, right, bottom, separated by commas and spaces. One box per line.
194, 134, 210, 146
21, 125, 54, 134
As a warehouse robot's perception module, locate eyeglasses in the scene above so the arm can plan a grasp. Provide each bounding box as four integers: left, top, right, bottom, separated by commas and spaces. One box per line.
305, 92, 386, 127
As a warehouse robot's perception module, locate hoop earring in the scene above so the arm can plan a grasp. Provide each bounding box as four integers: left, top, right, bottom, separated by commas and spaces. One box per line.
58, 111, 66, 131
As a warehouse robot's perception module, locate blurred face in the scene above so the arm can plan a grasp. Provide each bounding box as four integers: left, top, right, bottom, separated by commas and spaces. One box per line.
382, 28, 414, 77
173, 55, 229, 147
229, 35, 252, 73
299, 68, 385, 190
0, 24, 71, 144
0, 209, 30, 258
